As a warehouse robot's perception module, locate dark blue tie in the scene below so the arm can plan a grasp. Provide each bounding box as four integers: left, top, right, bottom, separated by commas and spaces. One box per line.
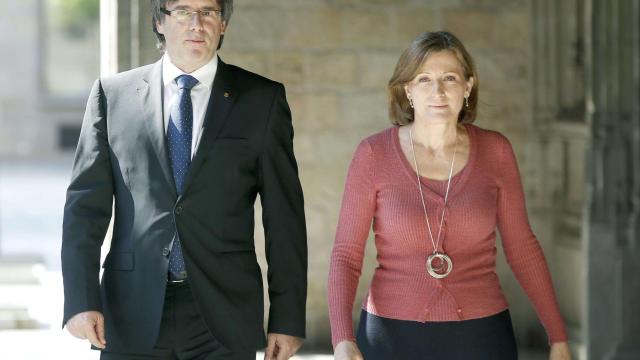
167, 74, 198, 281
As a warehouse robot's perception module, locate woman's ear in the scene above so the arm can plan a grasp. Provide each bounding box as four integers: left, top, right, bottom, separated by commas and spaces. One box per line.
465, 76, 474, 96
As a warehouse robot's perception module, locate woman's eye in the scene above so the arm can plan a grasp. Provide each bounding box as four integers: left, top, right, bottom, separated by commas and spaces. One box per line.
444, 75, 456, 81
418, 77, 430, 83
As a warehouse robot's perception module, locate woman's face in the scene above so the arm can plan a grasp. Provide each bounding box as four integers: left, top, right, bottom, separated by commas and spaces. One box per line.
404, 50, 473, 124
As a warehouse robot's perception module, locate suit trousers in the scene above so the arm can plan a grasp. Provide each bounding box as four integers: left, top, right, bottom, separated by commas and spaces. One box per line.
356, 309, 518, 360
100, 281, 255, 360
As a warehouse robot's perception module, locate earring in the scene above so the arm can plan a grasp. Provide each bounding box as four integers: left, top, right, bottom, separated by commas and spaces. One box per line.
408, 97, 414, 109
464, 96, 469, 108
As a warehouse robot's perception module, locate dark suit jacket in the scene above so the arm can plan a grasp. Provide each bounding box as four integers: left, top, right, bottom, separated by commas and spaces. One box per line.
61, 58, 307, 352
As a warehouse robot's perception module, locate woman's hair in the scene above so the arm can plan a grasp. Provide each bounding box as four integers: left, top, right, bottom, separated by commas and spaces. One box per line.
388, 31, 479, 125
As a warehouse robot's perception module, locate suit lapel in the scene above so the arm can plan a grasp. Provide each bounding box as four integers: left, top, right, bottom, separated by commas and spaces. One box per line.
137, 60, 178, 198
182, 58, 237, 192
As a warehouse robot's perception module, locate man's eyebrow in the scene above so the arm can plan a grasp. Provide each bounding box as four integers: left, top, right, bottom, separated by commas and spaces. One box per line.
170, 5, 219, 10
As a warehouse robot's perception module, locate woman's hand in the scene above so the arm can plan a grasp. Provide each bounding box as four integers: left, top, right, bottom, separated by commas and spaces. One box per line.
550, 342, 571, 360
334, 340, 364, 360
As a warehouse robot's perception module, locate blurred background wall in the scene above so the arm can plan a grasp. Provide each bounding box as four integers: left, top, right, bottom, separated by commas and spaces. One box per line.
0, 0, 638, 359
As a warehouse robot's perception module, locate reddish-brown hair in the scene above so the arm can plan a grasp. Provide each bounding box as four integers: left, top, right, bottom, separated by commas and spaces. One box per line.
388, 31, 479, 125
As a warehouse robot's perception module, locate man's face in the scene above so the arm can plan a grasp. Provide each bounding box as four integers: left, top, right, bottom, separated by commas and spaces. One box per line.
156, 0, 226, 73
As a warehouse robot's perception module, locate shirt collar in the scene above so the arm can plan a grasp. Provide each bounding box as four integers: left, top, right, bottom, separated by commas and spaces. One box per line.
162, 54, 218, 90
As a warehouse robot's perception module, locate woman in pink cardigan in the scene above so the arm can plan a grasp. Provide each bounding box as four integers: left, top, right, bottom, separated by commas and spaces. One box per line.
328, 31, 571, 360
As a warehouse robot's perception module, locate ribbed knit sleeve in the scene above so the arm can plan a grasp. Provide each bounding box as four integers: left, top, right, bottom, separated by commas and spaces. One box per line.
495, 135, 568, 343
327, 139, 377, 348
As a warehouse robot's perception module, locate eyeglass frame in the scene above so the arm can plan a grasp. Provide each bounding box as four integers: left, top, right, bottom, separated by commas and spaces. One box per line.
160, 8, 223, 22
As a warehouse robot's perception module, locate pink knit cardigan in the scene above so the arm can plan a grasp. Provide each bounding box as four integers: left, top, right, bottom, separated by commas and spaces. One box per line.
328, 124, 567, 347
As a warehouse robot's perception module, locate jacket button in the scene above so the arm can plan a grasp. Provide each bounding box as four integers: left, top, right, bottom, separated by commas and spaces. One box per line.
162, 248, 170, 257
175, 205, 183, 215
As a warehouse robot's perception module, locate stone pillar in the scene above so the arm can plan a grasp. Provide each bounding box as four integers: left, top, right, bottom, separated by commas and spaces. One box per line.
605, 0, 640, 357
530, 0, 587, 354
100, 0, 159, 75
586, 0, 640, 359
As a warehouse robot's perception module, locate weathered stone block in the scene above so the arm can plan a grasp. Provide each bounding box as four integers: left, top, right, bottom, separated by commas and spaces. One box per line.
408, 0, 461, 7
342, 10, 393, 48
392, 8, 441, 45
308, 52, 358, 88
474, 51, 529, 89
223, 7, 284, 49
339, 91, 390, 131
235, 0, 321, 7
452, 0, 528, 10
359, 51, 399, 89
330, 0, 409, 6
268, 51, 306, 86
444, 10, 529, 54
282, 9, 342, 49
288, 92, 340, 133
217, 49, 269, 76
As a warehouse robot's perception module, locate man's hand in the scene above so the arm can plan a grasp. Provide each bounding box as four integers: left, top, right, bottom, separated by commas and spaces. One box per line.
264, 333, 303, 360
65, 311, 106, 349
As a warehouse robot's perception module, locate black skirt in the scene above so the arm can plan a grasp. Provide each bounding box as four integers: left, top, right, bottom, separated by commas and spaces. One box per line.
356, 309, 518, 360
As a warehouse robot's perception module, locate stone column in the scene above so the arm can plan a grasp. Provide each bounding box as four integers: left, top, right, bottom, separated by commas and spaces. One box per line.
605, 0, 640, 356
586, 0, 640, 359
100, 0, 158, 75
530, 0, 587, 353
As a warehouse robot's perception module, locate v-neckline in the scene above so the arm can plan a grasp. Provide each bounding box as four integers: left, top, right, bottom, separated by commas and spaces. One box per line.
392, 124, 477, 201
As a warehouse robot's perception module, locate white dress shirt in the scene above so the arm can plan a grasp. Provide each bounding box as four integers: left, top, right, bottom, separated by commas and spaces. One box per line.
162, 54, 218, 158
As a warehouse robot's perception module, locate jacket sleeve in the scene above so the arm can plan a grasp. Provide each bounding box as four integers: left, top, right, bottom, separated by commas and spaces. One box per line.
61, 79, 113, 327
258, 83, 308, 338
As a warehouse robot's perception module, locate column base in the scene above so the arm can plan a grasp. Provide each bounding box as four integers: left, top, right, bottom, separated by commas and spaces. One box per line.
607, 343, 640, 360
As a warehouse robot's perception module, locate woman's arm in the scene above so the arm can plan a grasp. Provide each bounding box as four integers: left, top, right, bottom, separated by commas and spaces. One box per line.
328, 139, 377, 348
494, 134, 568, 344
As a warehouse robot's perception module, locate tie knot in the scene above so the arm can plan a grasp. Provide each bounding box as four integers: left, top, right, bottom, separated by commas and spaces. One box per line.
176, 74, 198, 90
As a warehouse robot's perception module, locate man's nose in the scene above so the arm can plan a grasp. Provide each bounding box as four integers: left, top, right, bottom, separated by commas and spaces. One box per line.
189, 12, 204, 30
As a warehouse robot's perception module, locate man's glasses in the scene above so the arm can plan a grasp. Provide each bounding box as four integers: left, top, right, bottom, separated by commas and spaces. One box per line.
161, 8, 223, 23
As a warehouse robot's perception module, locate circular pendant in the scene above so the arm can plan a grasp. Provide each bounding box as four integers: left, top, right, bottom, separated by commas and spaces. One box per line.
426, 252, 453, 278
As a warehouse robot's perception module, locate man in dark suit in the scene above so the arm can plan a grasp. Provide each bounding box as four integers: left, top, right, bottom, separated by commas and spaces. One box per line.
61, 0, 307, 359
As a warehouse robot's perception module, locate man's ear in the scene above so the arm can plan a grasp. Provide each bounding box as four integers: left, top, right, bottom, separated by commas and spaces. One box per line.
156, 20, 165, 35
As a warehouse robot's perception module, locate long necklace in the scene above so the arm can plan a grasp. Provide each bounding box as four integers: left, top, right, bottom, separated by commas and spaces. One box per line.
409, 126, 457, 279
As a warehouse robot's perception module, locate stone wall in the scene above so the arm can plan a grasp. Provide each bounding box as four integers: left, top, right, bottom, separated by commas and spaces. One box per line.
217, 0, 543, 349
